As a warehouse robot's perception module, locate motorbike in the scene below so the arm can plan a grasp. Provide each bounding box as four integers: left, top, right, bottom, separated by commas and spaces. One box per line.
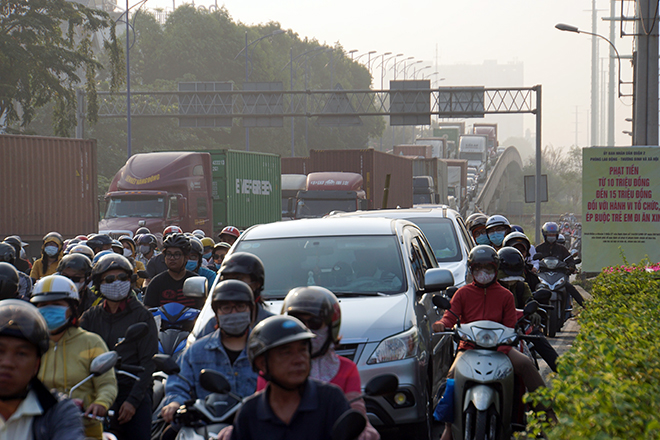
433, 295, 542, 440
535, 254, 574, 338
150, 302, 201, 361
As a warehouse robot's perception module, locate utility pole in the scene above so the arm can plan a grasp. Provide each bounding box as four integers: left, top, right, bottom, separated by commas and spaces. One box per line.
590, 0, 599, 146
632, 0, 659, 146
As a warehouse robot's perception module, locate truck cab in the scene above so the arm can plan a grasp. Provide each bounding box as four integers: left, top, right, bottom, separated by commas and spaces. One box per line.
99, 152, 213, 238
458, 135, 488, 170
294, 172, 368, 219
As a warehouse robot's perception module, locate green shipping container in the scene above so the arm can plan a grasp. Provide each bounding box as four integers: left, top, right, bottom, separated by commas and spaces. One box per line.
206, 150, 281, 233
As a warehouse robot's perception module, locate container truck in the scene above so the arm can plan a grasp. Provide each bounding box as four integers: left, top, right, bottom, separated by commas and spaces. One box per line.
433, 126, 463, 158
393, 144, 433, 158
99, 150, 280, 238
414, 137, 447, 158
294, 172, 368, 219
281, 174, 307, 219
0, 134, 98, 254
442, 159, 468, 215
473, 123, 499, 163
458, 134, 488, 169
411, 157, 448, 205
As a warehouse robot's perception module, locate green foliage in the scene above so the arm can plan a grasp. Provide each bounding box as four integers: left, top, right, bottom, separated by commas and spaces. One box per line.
0, 0, 122, 133
525, 260, 660, 439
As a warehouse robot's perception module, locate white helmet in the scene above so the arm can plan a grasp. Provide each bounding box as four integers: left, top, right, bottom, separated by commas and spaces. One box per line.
192, 229, 205, 239
30, 275, 80, 305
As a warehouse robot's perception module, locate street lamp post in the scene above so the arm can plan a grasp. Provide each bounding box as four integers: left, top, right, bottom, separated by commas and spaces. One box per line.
235, 29, 285, 151
556, 23, 623, 146
393, 56, 413, 80
404, 60, 422, 79
416, 65, 431, 79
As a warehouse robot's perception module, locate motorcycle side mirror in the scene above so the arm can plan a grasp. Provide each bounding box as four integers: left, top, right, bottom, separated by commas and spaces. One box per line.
199, 369, 231, 394
364, 374, 398, 397
153, 354, 180, 375
137, 270, 150, 279
90, 351, 119, 376
123, 322, 149, 344
446, 286, 458, 299
332, 409, 366, 440
533, 253, 542, 261
432, 295, 452, 310
533, 289, 552, 303
183, 276, 208, 299
523, 300, 539, 316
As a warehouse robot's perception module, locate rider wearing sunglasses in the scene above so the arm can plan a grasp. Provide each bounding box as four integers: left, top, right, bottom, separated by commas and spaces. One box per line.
79, 254, 158, 440
57, 253, 98, 315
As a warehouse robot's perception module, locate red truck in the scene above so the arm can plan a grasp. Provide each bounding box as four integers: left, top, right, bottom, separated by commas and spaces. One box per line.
99, 150, 281, 239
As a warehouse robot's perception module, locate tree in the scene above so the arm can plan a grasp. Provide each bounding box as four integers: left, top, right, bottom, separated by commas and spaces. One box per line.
0, 0, 122, 135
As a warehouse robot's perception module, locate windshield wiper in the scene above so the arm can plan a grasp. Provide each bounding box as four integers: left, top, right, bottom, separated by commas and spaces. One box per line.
333, 291, 388, 297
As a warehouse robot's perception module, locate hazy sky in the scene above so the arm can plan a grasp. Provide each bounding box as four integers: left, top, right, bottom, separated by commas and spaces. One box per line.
144, 0, 636, 151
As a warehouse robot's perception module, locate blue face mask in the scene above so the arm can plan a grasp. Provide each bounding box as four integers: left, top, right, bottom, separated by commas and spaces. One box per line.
39, 305, 69, 332
186, 260, 200, 272
488, 231, 506, 247
475, 234, 491, 245
203, 252, 212, 261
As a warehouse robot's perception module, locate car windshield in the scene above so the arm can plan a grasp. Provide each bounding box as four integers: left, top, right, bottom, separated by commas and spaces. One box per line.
235, 235, 406, 298
295, 199, 357, 218
404, 217, 462, 262
460, 152, 484, 161
105, 196, 165, 218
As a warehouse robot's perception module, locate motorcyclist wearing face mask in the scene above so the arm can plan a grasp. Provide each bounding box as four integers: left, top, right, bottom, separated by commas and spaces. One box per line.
484, 214, 511, 250
534, 222, 585, 308
160, 280, 258, 427
432, 245, 547, 440
465, 213, 490, 246
30, 275, 118, 440
118, 236, 146, 290
143, 233, 204, 310
79, 254, 158, 440
57, 253, 99, 314
30, 232, 64, 282
185, 237, 218, 287
134, 233, 159, 269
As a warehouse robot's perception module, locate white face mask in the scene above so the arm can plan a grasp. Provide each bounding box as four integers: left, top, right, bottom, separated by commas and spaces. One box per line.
74, 280, 87, 293
216, 311, 251, 336
44, 245, 59, 257
311, 328, 329, 356
473, 268, 496, 286
138, 245, 150, 255
100, 280, 131, 301
122, 248, 133, 257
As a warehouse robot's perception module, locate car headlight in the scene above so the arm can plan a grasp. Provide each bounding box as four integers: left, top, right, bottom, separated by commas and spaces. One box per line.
367, 326, 418, 364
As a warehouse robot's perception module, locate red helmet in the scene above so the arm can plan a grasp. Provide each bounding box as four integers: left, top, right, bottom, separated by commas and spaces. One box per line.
219, 226, 240, 239
75, 235, 89, 241
163, 225, 183, 237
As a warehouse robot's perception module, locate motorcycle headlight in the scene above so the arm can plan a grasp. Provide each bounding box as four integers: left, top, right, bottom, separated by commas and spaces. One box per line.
499, 333, 518, 346
456, 327, 475, 343
474, 328, 498, 348
367, 326, 418, 364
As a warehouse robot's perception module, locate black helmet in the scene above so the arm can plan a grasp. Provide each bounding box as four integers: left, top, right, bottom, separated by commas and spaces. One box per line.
189, 237, 204, 256
163, 233, 191, 255
0, 262, 20, 300
282, 286, 341, 344
465, 213, 488, 232
87, 234, 113, 251
247, 315, 315, 372
0, 243, 16, 265
57, 253, 93, 277
220, 252, 265, 287
0, 299, 50, 356
497, 247, 525, 277
211, 280, 255, 312
137, 233, 158, 248
135, 227, 151, 235
502, 232, 531, 253
467, 245, 500, 271
91, 254, 134, 286
3, 236, 25, 258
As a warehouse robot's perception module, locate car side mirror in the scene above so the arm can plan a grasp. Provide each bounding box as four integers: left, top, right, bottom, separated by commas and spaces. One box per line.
199, 369, 231, 394
423, 268, 454, 292
183, 276, 208, 298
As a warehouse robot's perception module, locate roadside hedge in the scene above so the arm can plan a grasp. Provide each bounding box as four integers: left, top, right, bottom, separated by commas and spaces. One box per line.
525, 260, 660, 439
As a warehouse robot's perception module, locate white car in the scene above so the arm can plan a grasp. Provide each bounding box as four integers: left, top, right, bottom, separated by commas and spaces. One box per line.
334, 205, 474, 286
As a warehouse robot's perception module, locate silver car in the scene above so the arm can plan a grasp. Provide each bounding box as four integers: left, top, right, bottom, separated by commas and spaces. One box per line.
190, 217, 454, 440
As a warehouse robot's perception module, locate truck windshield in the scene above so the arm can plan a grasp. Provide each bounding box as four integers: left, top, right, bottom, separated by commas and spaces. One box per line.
105, 196, 165, 218
459, 152, 485, 161
404, 217, 462, 262
295, 199, 357, 218
235, 235, 405, 298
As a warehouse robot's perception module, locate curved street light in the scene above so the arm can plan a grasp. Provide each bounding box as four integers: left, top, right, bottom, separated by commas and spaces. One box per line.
405, 60, 422, 79
392, 56, 413, 80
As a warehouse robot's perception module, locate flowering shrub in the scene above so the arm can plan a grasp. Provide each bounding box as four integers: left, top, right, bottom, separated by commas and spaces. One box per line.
524, 259, 660, 439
